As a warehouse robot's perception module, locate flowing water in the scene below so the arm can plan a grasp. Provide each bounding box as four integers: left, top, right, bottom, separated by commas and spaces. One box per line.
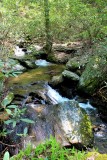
35, 59, 52, 66
46, 85, 69, 104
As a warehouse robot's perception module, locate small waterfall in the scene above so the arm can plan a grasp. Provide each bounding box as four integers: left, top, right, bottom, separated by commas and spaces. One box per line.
35, 59, 52, 66
47, 85, 69, 104
46, 85, 96, 114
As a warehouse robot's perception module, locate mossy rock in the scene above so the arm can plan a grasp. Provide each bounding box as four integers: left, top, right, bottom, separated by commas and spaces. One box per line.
78, 53, 107, 94
55, 101, 93, 147
86, 151, 107, 160
62, 70, 80, 81
66, 54, 89, 71
51, 74, 64, 86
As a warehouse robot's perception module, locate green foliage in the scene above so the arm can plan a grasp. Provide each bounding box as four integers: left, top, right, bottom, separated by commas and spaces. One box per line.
1, 92, 14, 107
0, 0, 107, 43
4, 105, 34, 128
3, 151, 10, 160
0, 128, 12, 137
17, 127, 28, 137
0, 59, 22, 78
9, 137, 85, 160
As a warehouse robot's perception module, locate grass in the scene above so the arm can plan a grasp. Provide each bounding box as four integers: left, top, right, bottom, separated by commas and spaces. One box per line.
10, 137, 86, 160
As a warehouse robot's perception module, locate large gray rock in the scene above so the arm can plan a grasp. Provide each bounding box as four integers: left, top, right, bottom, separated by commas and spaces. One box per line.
6, 101, 93, 155
62, 70, 80, 81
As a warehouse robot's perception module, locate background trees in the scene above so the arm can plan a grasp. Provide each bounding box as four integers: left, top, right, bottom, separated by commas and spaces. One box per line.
0, 0, 107, 47
44, 0, 52, 54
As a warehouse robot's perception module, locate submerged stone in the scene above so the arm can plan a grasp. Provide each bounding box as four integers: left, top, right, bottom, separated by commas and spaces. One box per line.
6, 64, 65, 100
8, 64, 65, 86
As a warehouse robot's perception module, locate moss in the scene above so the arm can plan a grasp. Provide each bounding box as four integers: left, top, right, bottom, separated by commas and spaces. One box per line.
86, 152, 107, 160
0, 72, 5, 81
62, 70, 80, 81
80, 112, 93, 146
79, 53, 107, 94
51, 74, 64, 86
47, 52, 57, 62
66, 55, 89, 71
0, 72, 5, 92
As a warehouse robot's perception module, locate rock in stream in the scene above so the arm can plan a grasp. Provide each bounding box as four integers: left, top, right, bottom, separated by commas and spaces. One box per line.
5, 101, 93, 155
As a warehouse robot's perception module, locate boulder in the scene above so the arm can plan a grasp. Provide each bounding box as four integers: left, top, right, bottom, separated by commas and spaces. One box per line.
78, 53, 107, 95
62, 70, 80, 81
47, 51, 72, 64
66, 54, 89, 73
10, 54, 37, 69
50, 75, 64, 86
5, 101, 93, 155
47, 42, 83, 64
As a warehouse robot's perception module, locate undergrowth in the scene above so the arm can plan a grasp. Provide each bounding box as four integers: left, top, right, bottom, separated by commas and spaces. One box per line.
4, 137, 86, 160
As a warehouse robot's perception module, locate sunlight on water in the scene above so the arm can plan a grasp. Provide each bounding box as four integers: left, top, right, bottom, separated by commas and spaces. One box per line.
47, 85, 69, 104
79, 101, 95, 110
35, 59, 52, 66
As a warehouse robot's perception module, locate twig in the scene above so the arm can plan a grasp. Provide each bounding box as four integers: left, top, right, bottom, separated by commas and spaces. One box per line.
0, 141, 21, 147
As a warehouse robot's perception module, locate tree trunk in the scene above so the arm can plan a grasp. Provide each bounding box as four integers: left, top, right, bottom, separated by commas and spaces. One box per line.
44, 0, 52, 54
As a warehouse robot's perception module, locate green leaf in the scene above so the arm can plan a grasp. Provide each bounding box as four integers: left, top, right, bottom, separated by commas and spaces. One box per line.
0, 61, 4, 68
11, 73, 17, 77
4, 119, 14, 125
7, 105, 18, 109
0, 72, 5, 80
24, 127, 28, 135
6, 109, 12, 115
13, 121, 17, 128
3, 151, 10, 160
1, 92, 14, 107
21, 118, 35, 124
13, 71, 22, 74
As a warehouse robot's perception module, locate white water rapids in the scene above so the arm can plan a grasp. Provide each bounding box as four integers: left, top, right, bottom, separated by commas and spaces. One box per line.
46, 85, 96, 113
47, 85, 69, 104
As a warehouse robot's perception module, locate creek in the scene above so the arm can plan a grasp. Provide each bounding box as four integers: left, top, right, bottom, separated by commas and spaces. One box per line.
2, 59, 107, 154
